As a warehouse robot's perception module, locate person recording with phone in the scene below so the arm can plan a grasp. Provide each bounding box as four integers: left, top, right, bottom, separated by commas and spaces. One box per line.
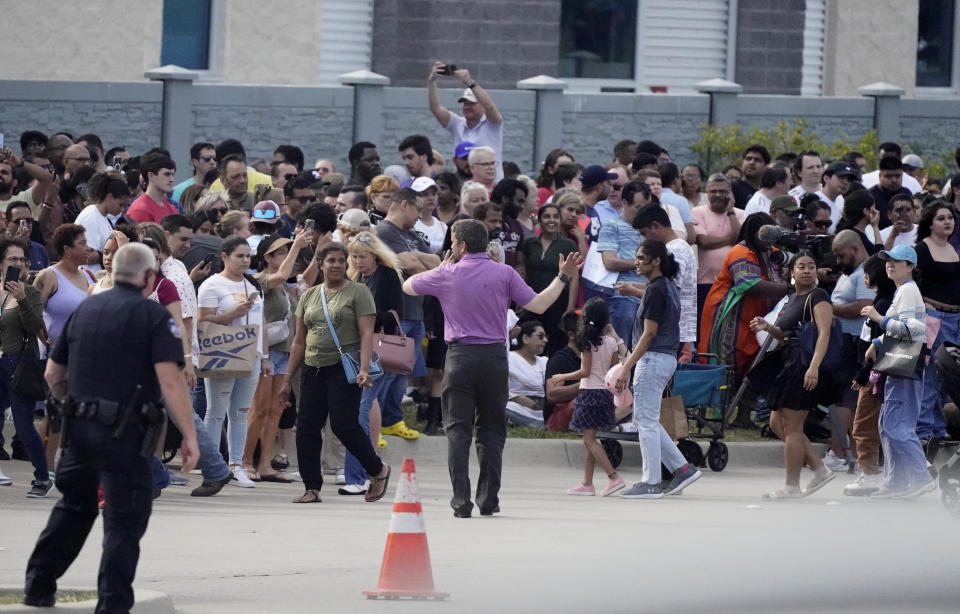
0, 237, 50, 497
5, 201, 49, 274
427, 61, 504, 182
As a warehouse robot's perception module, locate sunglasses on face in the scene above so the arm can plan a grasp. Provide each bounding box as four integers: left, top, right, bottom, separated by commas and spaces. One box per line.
199, 156, 216, 163
610, 184, 623, 190
811, 220, 831, 228
283, 173, 298, 181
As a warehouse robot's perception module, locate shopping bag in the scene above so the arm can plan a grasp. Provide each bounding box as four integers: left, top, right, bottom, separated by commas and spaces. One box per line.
874, 337, 924, 380
659, 395, 689, 440
197, 321, 259, 379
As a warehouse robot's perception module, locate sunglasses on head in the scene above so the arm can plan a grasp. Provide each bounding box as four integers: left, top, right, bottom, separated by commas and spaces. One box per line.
253, 208, 278, 220
348, 234, 373, 244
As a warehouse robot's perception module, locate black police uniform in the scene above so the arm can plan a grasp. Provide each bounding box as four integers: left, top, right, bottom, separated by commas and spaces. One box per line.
24, 282, 184, 613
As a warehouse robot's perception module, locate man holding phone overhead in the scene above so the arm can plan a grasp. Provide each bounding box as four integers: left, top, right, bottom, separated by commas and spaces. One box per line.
427, 61, 504, 182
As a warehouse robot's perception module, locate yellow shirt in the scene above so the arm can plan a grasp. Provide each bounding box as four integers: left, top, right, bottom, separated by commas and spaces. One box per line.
209, 168, 273, 194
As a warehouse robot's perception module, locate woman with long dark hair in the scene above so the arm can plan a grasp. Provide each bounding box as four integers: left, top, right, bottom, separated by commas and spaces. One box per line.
615, 240, 702, 499
913, 201, 960, 442
521, 204, 578, 354
506, 320, 549, 429
749, 251, 837, 499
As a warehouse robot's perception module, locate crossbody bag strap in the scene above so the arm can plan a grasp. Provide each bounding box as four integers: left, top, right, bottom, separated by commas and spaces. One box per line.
319, 285, 343, 353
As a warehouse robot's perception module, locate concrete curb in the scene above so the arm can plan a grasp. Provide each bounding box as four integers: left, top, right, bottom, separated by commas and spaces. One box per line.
292, 433, 829, 471
0, 589, 174, 614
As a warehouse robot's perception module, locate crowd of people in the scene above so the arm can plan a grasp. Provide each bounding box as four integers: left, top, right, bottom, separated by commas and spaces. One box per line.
1, 62, 959, 505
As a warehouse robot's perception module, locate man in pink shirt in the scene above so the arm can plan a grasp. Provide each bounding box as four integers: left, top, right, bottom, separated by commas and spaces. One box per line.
126, 153, 180, 223
404, 219, 581, 518
691, 173, 745, 329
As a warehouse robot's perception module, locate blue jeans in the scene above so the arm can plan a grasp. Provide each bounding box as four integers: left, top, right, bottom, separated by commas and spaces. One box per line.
880, 376, 931, 490
608, 295, 641, 350
203, 358, 261, 466
632, 352, 687, 485
918, 308, 959, 438
343, 375, 391, 486
0, 353, 47, 481
379, 319, 426, 427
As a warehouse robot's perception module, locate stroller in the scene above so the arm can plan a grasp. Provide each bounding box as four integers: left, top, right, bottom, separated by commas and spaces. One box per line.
597, 354, 733, 472
933, 342, 960, 517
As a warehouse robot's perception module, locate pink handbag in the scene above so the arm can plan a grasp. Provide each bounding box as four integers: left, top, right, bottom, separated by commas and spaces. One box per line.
376, 310, 416, 375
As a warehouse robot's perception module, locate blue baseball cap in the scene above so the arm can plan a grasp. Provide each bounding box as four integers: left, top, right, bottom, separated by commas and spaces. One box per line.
580, 165, 618, 189
878, 244, 917, 265
454, 141, 476, 159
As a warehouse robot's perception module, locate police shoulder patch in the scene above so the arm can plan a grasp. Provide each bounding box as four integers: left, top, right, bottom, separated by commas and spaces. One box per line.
168, 317, 182, 339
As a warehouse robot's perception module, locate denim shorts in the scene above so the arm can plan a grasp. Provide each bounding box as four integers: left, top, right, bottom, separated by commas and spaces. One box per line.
269, 350, 290, 375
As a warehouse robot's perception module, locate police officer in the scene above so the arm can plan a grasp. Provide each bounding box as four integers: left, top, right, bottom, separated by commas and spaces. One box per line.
23, 243, 199, 613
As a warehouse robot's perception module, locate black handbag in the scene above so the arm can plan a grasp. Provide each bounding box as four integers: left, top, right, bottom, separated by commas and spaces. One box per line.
13, 334, 49, 401
798, 294, 845, 371
873, 336, 925, 380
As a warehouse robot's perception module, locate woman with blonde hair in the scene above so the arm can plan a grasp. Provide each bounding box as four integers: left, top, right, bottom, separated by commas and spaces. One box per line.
194, 191, 230, 223
339, 231, 404, 494
180, 183, 208, 215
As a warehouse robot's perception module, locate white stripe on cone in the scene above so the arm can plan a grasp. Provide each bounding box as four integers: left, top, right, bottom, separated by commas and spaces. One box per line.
388, 511, 427, 534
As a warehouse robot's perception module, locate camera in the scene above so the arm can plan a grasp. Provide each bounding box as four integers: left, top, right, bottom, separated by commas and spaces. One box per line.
759, 216, 835, 271
439, 64, 457, 76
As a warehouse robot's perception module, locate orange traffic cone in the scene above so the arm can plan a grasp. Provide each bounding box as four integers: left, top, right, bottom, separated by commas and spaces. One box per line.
363, 458, 448, 600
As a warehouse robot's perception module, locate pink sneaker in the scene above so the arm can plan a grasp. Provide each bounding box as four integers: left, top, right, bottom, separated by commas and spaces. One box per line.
566, 483, 596, 496
600, 476, 625, 497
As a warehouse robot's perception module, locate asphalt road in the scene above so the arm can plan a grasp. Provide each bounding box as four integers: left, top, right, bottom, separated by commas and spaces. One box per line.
1, 454, 958, 613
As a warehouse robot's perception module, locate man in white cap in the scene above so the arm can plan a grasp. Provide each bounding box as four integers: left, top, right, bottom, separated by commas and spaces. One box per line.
427, 61, 504, 182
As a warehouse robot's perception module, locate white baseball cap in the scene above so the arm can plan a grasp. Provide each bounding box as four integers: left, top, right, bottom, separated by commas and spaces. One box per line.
411, 176, 438, 192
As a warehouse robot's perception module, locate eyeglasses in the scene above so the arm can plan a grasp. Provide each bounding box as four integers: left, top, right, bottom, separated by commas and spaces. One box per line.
4, 256, 28, 264
707, 189, 730, 196
199, 156, 216, 163
473, 161, 496, 168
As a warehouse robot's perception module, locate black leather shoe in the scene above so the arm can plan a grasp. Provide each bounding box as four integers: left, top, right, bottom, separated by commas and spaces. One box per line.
453, 506, 472, 518
479, 505, 501, 516
23, 593, 56, 607
0, 447, 9, 461
190, 474, 233, 497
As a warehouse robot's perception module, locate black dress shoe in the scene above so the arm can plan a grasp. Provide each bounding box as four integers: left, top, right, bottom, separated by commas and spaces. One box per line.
479, 505, 500, 516
190, 474, 233, 497
453, 506, 472, 518
23, 593, 56, 607
0, 447, 9, 461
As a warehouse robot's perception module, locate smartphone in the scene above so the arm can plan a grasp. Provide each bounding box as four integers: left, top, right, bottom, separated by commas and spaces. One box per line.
4, 265, 20, 284
304, 219, 315, 232
440, 64, 457, 76
19, 219, 30, 234
202, 253, 216, 266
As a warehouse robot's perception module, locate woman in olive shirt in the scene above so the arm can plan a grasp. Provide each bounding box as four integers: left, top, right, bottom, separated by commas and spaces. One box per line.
0, 237, 49, 496
281, 243, 391, 503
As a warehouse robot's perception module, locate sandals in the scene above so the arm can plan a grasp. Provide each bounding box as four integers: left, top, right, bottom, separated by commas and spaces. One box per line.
365, 465, 391, 502
803, 471, 837, 497
244, 468, 261, 482
292, 489, 321, 503
260, 472, 293, 483
271, 454, 289, 471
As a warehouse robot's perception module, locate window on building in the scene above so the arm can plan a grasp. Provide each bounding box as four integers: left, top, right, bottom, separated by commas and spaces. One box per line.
916, 0, 957, 87
559, 0, 637, 80
161, 0, 212, 70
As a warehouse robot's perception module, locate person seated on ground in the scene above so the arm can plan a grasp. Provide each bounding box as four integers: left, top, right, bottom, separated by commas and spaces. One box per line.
543, 310, 582, 431
748, 251, 838, 499
506, 321, 549, 429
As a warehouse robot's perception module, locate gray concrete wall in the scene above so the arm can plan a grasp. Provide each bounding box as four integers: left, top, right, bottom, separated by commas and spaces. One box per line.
0, 81, 163, 158
1, 78, 958, 182
562, 94, 711, 167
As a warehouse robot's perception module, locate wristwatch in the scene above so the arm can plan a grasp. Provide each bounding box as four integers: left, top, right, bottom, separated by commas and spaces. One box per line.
558, 273, 571, 285
467, 81, 478, 89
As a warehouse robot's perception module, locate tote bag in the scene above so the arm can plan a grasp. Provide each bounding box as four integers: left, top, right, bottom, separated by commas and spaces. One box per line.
874, 336, 924, 380
197, 281, 258, 379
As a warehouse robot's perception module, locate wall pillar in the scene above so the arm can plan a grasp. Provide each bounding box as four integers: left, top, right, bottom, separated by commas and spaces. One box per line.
858, 82, 904, 144
145, 65, 198, 178
517, 75, 567, 169
695, 78, 743, 127
339, 70, 390, 148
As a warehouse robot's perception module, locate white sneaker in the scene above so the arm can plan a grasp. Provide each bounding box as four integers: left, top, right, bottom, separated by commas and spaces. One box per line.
335, 472, 346, 485
230, 467, 256, 488
822, 450, 848, 473
0, 468, 11, 486
893, 479, 937, 500
844, 472, 882, 497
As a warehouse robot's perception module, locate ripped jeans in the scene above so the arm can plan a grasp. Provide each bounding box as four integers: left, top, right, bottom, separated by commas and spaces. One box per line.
203, 356, 262, 466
